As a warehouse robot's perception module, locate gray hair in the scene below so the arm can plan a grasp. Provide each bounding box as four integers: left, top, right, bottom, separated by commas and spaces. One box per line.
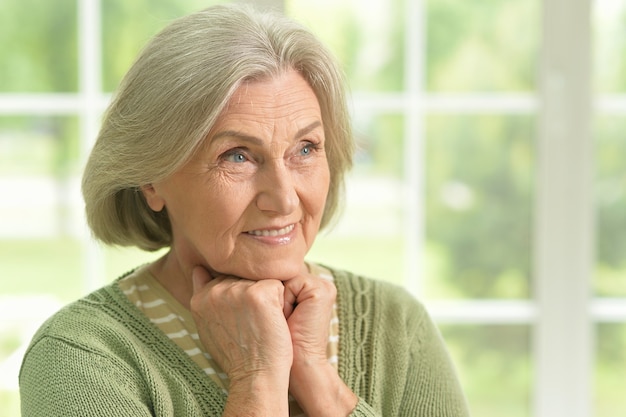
82, 4, 354, 251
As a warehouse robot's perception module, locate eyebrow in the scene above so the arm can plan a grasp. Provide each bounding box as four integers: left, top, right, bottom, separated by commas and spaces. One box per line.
210, 121, 323, 145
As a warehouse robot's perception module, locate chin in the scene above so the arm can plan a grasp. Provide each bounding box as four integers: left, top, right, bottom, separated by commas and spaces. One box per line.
241, 259, 304, 281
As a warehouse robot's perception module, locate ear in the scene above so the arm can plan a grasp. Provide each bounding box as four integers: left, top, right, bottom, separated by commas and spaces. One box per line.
140, 184, 166, 212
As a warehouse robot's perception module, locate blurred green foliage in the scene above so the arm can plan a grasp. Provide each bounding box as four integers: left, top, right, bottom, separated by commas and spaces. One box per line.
287, 0, 404, 92
425, 115, 534, 299
0, 117, 79, 178
0, 0, 77, 92
595, 324, 626, 417
426, 0, 538, 92
595, 116, 626, 296
441, 324, 532, 417
594, 5, 626, 94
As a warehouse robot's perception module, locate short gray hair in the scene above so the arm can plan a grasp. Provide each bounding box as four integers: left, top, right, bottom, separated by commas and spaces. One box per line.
82, 4, 354, 251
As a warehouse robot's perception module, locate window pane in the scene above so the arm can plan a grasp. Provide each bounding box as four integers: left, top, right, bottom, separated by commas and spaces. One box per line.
0, 116, 81, 237
0, 239, 85, 301
353, 112, 405, 177
286, 0, 405, 92
426, 0, 539, 92
0, 0, 77, 92
0, 115, 82, 298
102, 0, 231, 91
440, 324, 532, 417
594, 0, 626, 93
308, 113, 406, 286
595, 323, 626, 416
425, 115, 535, 299
595, 116, 626, 296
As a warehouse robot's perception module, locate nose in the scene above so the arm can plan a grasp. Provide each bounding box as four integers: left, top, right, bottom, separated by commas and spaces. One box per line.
255, 160, 299, 215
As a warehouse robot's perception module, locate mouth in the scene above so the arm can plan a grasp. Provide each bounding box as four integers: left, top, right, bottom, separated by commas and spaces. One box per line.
245, 224, 295, 237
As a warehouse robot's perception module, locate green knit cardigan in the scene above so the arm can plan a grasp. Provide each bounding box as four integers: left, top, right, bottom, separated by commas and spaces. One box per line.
20, 267, 470, 416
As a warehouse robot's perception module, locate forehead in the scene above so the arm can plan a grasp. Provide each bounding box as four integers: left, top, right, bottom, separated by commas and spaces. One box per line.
219, 70, 321, 122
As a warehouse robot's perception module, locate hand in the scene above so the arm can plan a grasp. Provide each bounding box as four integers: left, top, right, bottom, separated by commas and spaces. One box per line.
283, 269, 358, 416
190, 267, 292, 415
282, 269, 336, 368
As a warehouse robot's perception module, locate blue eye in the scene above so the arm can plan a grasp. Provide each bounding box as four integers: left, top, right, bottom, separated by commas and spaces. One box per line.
223, 149, 248, 163
300, 142, 318, 156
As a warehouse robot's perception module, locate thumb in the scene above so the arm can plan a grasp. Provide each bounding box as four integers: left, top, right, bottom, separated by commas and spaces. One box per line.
192, 266, 212, 294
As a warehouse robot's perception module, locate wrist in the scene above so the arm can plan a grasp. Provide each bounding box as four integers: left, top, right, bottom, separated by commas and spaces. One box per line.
225, 371, 291, 417
289, 362, 357, 417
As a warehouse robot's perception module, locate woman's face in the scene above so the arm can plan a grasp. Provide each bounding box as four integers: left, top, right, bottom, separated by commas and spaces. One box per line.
143, 70, 330, 281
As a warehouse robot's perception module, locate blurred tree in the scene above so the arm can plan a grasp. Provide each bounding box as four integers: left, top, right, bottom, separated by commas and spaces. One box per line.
426, 0, 538, 92
441, 324, 532, 417
0, 0, 77, 92
593, 3, 626, 94
0, 0, 79, 179
287, 0, 404, 92
0, 0, 79, 237
595, 117, 626, 296
425, 115, 534, 298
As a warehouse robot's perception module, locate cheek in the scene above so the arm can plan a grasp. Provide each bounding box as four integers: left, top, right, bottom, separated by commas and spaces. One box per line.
308, 166, 331, 215
166, 180, 236, 235
198, 180, 257, 229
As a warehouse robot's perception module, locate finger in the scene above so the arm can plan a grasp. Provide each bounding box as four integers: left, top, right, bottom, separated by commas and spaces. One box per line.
284, 274, 336, 312
282, 278, 299, 319
283, 297, 295, 319
192, 266, 213, 294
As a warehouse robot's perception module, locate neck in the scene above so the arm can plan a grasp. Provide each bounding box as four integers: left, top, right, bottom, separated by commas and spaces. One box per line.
149, 251, 195, 310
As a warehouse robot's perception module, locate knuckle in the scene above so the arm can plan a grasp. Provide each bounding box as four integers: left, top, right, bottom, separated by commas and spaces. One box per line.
249, 280, 283, 305
318, 278, 336, 296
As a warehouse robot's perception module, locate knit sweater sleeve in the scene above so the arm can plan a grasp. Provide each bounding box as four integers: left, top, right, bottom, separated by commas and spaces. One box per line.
19, 285, 225, 417
402, 298, 471, 416
20, 334, 154, 416
333, 269, 470, 417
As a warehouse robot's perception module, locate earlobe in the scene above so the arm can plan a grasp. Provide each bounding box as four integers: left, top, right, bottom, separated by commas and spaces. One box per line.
140, 184, 166, 212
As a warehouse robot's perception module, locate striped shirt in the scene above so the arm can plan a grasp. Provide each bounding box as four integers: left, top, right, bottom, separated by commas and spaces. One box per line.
118, 263, 339, 416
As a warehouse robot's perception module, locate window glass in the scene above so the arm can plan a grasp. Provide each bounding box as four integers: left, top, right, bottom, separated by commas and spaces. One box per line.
594, 116, 626, 297
593, 3, 626, 413
0, 116, 81, 247
426, 0, 539, 92
286, 0, 405, 92
594, 0, 626, 94
0, 0, 77, 92
0, 238, 83, 300
595, 323, 626, 416
425, 115, 535, 299
352, 112, 405, 177
102, 0, 231, 91
440, 324, 532, 417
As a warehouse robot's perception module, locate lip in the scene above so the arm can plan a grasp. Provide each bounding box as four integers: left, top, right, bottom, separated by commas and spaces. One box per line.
244, 223, 297, 244
245, 224, 295, 237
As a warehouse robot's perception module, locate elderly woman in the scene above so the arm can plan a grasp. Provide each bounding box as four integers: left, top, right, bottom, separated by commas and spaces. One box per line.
20, 5, 469, 417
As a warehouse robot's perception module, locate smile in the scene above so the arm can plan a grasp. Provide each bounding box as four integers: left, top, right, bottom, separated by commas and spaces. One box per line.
246, 224, 295, 237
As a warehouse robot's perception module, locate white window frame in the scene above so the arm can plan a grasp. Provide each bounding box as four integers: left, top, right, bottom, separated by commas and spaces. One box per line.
534, 1, 592, 416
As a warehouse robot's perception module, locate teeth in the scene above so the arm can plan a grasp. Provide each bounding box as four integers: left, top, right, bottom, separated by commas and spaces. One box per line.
248, 224, 295, 237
